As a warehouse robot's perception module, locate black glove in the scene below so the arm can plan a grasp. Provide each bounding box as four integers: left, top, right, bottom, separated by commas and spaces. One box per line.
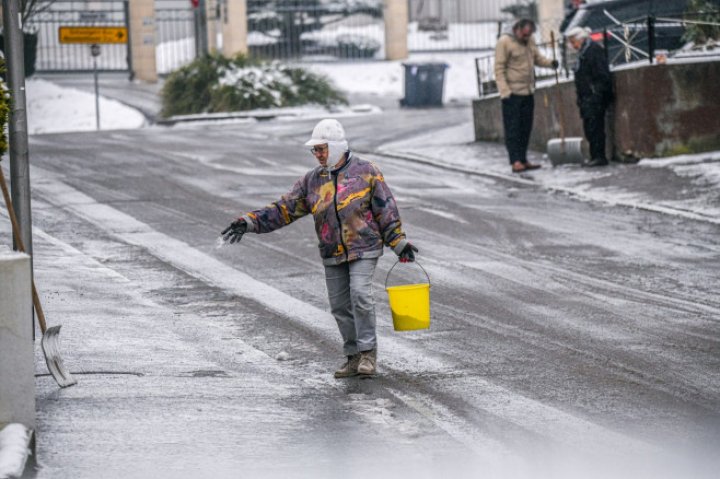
398, 243, 418, 263
551, 59, 559, 69
221, 219, 247, 244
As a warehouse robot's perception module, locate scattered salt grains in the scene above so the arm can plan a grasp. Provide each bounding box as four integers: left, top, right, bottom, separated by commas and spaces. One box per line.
215, 236, 228, 249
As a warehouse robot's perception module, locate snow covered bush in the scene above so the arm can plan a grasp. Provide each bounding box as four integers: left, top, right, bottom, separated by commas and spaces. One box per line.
161, 53, 347, 117
336, 34, 381, 58
682, 0, 720, 45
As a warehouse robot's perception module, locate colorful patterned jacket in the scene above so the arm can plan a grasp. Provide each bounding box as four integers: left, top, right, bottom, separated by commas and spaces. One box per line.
241, 153, 408, 265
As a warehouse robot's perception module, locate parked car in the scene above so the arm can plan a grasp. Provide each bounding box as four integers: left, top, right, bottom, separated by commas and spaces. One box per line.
562, 0, 720, 65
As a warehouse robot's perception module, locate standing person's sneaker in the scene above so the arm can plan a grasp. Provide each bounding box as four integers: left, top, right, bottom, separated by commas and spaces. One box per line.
334, 354, 360, 378
357, 349, 377, 376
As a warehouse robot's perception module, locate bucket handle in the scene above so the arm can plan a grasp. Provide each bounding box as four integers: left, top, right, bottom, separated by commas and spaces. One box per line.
385, 260, 431, 290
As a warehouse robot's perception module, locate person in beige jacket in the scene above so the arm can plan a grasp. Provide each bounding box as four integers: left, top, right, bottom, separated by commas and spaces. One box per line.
495, 19, 558, 173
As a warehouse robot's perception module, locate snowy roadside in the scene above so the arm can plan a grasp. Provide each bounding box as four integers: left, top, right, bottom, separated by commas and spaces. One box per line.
379, 122, 720, 223
25, 79, 146, 134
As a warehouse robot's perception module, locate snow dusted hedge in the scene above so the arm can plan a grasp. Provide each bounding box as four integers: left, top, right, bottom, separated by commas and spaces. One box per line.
161, 54, 347, 117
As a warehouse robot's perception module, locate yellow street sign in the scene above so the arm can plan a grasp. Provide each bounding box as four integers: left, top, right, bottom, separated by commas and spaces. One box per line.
58, 26, 128, 44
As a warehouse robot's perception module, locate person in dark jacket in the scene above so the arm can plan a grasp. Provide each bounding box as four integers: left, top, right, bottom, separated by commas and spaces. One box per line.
221, 119, 418, 378
566, 26, 613, 167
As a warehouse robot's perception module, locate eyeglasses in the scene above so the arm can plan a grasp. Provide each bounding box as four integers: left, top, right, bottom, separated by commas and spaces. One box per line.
310, 145, 328, 155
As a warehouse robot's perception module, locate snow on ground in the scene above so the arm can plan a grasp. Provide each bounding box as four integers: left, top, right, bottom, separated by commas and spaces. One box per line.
307, 52, 481, 102
25, 79, 146, 134
0, 424, 33, 478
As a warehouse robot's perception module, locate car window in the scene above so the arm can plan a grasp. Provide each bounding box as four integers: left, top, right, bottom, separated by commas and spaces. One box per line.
568, 0, 697, 31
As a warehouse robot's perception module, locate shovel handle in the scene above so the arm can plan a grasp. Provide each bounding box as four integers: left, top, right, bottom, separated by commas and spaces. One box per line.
0, 166, 47, 333
550, 31, 566, 142
385, 260, 430, 290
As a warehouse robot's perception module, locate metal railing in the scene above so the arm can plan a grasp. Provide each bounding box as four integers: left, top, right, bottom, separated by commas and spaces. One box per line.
246, 0, 385, 61
596, 12, 720, 67
155, 5, 197, 75
476, 12, 720, 97
475, 38, 565, 98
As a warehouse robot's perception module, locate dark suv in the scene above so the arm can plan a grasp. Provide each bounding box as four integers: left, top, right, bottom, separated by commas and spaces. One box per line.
563, 0, 720, 65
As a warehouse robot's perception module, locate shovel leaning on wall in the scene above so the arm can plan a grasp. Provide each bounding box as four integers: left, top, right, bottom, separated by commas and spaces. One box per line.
0, 165, 77, 388
546, 31, 586, 166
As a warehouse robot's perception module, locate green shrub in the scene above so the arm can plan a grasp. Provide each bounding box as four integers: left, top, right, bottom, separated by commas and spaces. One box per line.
682, 0, 720, 44
161, 53, 347, 117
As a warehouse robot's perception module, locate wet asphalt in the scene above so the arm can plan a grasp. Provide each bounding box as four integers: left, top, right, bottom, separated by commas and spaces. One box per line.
2, 75, 719, 478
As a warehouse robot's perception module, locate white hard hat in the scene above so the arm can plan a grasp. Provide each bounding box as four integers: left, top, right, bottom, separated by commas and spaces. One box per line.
305, 119, 346, 146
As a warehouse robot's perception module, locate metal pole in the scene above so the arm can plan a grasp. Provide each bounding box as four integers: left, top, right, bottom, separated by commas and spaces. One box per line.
124, 0, 134, 80
603, 27, 609, 67
647, 15, 655, 64
94, 57, 100, 130
199, 0, 208, 56
2, 0, 34, 337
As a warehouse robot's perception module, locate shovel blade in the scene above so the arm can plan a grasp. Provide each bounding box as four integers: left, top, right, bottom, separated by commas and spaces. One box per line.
41, 325, 78, 388
547, 137, 586, 166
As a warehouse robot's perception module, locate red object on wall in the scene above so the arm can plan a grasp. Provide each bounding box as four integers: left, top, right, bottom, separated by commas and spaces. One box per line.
190, 0, 199, 8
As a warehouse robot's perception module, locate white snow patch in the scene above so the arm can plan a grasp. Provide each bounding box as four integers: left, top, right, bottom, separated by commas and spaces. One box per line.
0, 424, 33, 478
418, 207, 469, 224
26, 79, 146, 134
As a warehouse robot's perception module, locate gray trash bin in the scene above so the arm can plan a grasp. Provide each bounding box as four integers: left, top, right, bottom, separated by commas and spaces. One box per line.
400, 62, 448, 107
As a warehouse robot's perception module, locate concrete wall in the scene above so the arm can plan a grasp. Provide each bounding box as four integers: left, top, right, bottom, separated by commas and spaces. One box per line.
536, 0, 565, 42
222, 0, 248, 57
473, 60, 720, 160
384, 0, 408, 61
128, 0, 158, 82
0, 252, 35, 430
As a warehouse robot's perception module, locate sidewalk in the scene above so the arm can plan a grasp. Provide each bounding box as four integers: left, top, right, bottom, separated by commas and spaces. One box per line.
377, 122, 720, 225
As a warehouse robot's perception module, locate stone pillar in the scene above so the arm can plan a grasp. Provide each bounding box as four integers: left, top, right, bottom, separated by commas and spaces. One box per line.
0, 252, 35, 429
128, 0, 157, 82
384, 0, 408, 61
537, 0, 565, 42
222, 0, 248, 57
207, 0, 218, 53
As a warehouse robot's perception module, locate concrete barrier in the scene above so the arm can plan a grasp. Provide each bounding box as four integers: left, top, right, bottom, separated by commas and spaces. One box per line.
0, 251, 35, 431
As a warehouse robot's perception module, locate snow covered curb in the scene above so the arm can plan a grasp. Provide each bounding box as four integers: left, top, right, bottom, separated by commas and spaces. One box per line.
375, 148, 720, 226
0, 424, 33, 479
156, 103, 382, 126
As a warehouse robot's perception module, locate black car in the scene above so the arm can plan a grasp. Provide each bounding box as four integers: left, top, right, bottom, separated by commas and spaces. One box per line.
562, 0, 720, 65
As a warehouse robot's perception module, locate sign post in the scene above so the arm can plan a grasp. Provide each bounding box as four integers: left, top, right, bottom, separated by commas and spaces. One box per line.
59, 26, 129, 130
90, 44, 101, 130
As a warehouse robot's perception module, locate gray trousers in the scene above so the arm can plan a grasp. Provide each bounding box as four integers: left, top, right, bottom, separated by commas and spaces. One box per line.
324, 258, 378, 356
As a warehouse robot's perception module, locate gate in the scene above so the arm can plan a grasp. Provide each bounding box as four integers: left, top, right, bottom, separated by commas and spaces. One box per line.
246, 0, 385, 61
155, 1, 197, 75
28, 0, 130, 73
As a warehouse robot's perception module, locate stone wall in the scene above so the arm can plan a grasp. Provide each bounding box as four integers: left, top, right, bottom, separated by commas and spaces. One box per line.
473, 59, 720, 161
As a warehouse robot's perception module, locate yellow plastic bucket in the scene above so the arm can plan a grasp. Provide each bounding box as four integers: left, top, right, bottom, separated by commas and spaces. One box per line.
385, 261, 431, 331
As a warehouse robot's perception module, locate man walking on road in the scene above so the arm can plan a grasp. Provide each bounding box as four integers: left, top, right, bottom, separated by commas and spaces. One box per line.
566, 26, 613, 167
221, 119, 418, 378
495, 19, 559, 173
